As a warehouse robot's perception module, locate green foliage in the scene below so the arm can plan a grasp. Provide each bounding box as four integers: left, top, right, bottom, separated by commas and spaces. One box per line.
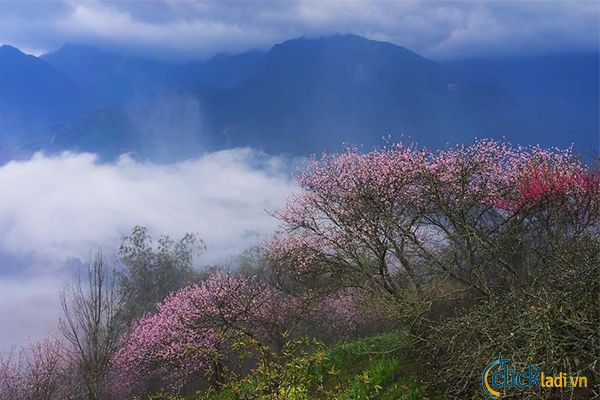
197, 331, 423, 400
117, 226, 206, 324
235, 246, 272, 280
341, 358, 419, 400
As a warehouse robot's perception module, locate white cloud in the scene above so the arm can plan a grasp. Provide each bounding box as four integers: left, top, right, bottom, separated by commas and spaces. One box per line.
54, 1, 288, 59
0, 148, 296, 267
0, 148, 298, 348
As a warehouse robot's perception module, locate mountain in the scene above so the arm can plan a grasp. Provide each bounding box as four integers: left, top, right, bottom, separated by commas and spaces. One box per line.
0, 45, 83, 129
48, 98, 211, 162
200, 35, 523, 153
49, 107, 138, 155
41, 44, 184, 109
192, 50, 266, 89
52, 35, 525, 156
446, 53, 600, 151
0, 45, 87, 161
41, 44, 266, 108
38, 45, 268, 160
2, 35, 598, 160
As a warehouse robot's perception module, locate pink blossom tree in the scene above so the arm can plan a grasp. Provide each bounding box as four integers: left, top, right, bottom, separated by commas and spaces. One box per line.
109, 139, 598, 398
266, 140, 599, 304
267, 142, 429, 303
498, 150, 599, 226
0, 337, 73, 400
0, 348, 22, 400
308, 289, 388, 339
111, 273, 299, 397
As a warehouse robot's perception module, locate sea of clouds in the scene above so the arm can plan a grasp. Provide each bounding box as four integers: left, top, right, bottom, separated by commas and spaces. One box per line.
0, 148, 299, 349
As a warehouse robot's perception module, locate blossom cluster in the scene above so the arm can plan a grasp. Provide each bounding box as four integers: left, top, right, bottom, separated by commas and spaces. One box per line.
111, 273, 297, 397
267, 139, 599, 298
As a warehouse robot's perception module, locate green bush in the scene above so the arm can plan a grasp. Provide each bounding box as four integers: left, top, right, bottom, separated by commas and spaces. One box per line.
198, 331, 423, 400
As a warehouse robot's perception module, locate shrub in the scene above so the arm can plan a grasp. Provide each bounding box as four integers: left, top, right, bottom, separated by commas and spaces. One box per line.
416, 208, 600, 399
117, 226, 206, 325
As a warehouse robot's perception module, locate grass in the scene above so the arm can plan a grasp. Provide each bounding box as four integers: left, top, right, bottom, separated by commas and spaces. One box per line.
199, 331, 424, 400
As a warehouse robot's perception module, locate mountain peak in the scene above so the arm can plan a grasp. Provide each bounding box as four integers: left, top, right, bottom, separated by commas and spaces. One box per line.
0, 44, 25, 57
268, 34, 423, 61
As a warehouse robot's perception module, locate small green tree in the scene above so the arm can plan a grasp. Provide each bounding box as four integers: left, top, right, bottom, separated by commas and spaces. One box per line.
236, 246, 272, 280
117, 226, 205, 324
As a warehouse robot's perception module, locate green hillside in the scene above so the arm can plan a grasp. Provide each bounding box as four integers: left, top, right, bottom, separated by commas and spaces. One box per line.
196, 331, 423, 400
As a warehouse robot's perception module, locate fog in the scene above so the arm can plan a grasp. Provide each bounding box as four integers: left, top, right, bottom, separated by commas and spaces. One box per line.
0, 148, 298, 349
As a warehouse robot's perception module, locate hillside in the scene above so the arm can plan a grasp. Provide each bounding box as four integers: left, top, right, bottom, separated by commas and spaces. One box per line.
41, 44, 184, 109
200, 35, 523, 154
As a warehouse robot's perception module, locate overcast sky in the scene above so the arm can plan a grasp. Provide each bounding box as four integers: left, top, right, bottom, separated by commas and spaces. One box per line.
0, 0, 598, 61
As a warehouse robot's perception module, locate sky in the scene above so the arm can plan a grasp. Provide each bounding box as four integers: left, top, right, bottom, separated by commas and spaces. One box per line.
0, 0, 598, 61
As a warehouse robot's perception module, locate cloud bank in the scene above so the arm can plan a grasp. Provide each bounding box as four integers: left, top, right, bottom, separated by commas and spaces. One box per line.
0, 1, 597, 60
0, 148, 296, 268
0, 148, 297, 348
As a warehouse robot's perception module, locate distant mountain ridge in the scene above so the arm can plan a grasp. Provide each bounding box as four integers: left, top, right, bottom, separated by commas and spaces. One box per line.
0, 44, 84, 126
0, 35, 597, 161
201, 35, 522, 153
445, 53, 600, 151
41, 43, 179, 109
0, 44, 88, 160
